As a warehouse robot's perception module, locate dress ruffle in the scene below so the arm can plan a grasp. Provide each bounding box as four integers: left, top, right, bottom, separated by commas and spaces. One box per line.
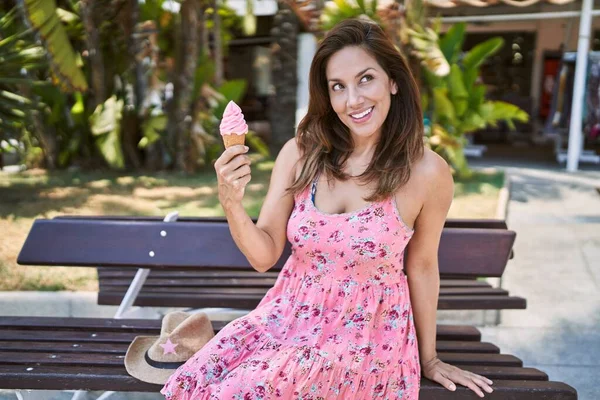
161, 316, 420, 400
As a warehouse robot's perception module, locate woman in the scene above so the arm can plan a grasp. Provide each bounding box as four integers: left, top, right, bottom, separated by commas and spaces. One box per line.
162, 19, 494, 399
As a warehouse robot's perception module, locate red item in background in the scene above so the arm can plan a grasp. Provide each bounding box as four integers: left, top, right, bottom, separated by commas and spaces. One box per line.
540, 57, 561, 119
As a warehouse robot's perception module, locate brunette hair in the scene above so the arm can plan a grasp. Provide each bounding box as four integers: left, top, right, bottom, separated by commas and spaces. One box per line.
288, 18, 424, 201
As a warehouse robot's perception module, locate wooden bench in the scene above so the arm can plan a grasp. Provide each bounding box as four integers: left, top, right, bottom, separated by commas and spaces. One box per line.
0, 317, 577, 399
52, 216, 521, 311
0, 217, 577, 398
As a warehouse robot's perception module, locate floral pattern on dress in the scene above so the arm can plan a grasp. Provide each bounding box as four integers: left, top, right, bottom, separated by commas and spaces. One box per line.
161, 178, 419, 399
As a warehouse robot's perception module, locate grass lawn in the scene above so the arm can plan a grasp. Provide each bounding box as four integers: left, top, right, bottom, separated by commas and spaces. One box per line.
0, 156, 504, 291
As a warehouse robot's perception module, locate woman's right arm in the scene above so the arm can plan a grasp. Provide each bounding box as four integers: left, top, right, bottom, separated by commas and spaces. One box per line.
214, 138, 301, 272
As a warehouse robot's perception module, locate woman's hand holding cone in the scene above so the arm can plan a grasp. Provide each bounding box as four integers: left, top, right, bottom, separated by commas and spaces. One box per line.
215, 145, 252, 210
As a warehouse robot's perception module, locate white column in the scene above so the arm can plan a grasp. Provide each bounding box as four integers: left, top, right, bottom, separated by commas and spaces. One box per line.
296, 33, 317, 129
567, 0, 594, 172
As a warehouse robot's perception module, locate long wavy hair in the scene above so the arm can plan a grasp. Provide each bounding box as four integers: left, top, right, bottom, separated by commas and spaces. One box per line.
288, 18, 424, 202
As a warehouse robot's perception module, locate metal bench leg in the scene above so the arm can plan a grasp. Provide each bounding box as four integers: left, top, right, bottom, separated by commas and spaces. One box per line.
95, 391, 117, 400
14, 391, 61, 400
70, 391, 88, 400
115, 211, 179, 320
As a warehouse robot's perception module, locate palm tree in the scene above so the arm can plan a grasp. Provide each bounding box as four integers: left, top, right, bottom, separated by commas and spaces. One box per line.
269, 1, 300, 154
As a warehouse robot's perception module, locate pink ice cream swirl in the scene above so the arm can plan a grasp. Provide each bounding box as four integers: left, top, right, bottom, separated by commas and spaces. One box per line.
219, 101, 248, 136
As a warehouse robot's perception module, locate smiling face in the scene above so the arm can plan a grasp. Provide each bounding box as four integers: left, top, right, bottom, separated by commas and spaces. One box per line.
326, 46, 398, 141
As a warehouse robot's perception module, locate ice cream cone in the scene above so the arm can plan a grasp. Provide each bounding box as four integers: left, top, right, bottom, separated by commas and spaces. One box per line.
223, 134, 246, 149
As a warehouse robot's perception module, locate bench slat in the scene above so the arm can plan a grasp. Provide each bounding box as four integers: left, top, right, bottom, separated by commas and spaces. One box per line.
57, 215, 508, 230
0, 365, 158, 391
436, 341, 499, 354
18, 220, 515, 277
0, 316, 161, 332
437, 296, 526, 310
97, 291, 526, 310
0, 317, 481, 342
437, 352, 522, 367
97, 284, 507, 297
419, 380, 577, 400
0, 350, 520, 368
461, 366, 547, 381
0, 340, 494, 355
0, 341, 129, 353
97, 271, 492, 289
0, 366, 575, 396
0, 330, 142, 343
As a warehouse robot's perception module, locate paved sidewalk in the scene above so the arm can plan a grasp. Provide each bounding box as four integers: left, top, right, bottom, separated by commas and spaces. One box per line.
476, 165, 600, 400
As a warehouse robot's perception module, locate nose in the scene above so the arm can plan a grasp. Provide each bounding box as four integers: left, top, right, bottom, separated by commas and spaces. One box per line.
346, 87, 364, 110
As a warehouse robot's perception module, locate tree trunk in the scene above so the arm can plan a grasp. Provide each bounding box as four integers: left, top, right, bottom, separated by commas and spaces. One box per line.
170, 0, 199, 172
81, 0, 105, 108
213, 0, 224, 87
269, 2, 299, 155
121, 0, 142, 169
32, 111, 57, 169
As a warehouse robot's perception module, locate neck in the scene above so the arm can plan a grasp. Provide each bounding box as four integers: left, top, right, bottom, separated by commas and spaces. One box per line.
346, 132, 379, 176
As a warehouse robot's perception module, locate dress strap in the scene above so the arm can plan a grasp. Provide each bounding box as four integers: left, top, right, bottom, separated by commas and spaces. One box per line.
310, 174, 318, 204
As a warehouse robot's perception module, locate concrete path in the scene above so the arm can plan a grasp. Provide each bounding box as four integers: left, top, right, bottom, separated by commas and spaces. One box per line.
476, 165, 600, 400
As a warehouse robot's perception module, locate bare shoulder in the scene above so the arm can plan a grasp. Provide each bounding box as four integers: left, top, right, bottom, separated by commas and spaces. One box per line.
411, 147, 453, 194
273, 137, 303, 179
279, 137, 301, 158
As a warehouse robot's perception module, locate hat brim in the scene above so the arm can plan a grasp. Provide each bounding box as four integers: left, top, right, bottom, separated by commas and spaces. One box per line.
125, 336, 182, 385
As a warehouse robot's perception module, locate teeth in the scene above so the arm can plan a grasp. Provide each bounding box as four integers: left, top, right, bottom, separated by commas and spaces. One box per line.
351, 107, 373, 119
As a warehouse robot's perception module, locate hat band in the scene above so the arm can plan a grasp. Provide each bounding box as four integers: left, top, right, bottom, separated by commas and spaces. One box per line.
144, 351, 185, 369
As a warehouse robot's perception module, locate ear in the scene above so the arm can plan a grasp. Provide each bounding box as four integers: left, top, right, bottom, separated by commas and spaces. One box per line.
390, 81, 398, 95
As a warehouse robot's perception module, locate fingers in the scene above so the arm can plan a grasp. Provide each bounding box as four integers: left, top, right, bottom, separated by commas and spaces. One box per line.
449, 370, 494, 398
215, 150, 251, 182
430, 371, 457, 393
453, 374, 485, 397
216, 145, 248, 167
233, 173, 252, 189
229, 164, 252, 182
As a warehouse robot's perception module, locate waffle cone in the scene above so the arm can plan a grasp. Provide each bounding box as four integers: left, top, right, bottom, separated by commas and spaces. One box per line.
223, 134, 246, 148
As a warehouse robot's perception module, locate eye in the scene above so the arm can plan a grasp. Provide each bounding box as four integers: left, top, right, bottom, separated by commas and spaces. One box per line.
360, 74, 373, 83
332, 83, 344, 91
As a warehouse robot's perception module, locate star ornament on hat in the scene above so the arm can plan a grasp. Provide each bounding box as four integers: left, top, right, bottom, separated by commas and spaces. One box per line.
125, 311, 215, 385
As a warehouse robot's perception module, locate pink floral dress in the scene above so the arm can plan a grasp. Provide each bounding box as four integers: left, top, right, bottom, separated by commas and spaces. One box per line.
161, 177, 420, 399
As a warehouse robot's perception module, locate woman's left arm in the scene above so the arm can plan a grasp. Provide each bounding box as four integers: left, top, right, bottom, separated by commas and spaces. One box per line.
405, 152, 494, 398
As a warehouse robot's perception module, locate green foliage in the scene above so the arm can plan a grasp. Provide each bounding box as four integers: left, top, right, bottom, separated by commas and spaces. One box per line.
20, 0, 88, 92
320, 0, 450, 77
0, 8, 45, 129
320, 0, 381, 31
214, 79, 248, 117
438, 23, 465, 65
425, 22, 529, 178
89, 96, 125, 169
139, 113, 167, 149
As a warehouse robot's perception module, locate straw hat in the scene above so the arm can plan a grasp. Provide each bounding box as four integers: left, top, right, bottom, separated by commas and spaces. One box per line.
125, 311, 215, 384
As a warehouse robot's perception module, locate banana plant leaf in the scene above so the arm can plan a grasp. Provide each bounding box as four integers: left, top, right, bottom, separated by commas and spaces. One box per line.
0, 7, 46, 130
433, 87, 456, 127
438, 22, 465, 65
213, 79, 248, 117
479, 100, 529, 130
408, 27, 450, 77
89, 96, 125, 169
458, 109, 486, 133
20, 0, 88, 92
463, 37, 504, 71
467, 84, 486, 111
139, 113, 167, 149
447, 64, 468, 117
